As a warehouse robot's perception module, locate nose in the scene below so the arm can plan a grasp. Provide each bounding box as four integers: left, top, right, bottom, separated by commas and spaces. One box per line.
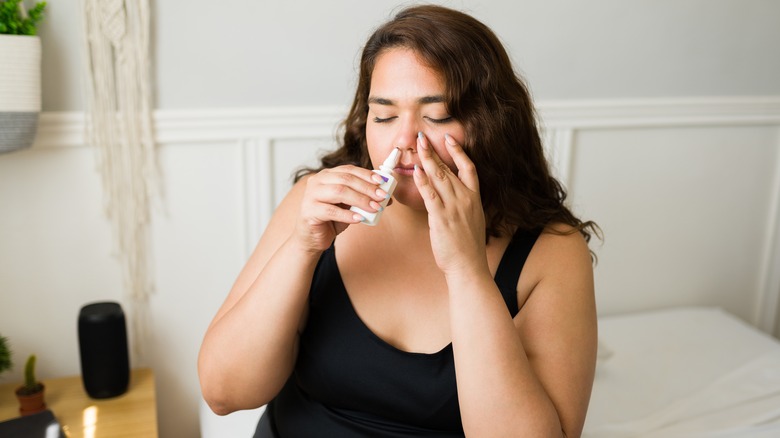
392, 118, 419, 153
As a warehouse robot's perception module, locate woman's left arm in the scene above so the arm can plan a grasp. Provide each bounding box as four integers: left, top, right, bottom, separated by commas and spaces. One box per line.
414, 134, 597, 437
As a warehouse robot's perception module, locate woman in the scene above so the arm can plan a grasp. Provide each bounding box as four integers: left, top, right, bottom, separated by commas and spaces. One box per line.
199, 5, 599, 437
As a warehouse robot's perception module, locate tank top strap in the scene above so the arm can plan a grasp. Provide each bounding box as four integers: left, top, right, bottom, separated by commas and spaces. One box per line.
494, 228, 543, 316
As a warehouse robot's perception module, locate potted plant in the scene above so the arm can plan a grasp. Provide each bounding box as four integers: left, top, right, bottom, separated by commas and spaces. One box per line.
15, 354, 46, 415
0, 335, 11, 378
0, 0, 47, 154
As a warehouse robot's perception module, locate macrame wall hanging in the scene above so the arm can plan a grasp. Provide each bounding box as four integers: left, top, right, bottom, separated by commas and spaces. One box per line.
81, 0, 157, 359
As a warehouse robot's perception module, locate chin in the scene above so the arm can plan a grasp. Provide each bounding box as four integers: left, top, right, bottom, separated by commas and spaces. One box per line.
391, 186, 427, 211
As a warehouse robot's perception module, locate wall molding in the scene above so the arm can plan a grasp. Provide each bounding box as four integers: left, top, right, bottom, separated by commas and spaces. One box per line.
34, 96, 780, 148
34, 107, 346, 148
537, 96, 780, 129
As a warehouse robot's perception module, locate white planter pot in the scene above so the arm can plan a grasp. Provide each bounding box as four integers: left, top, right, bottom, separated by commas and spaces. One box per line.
0, 34, 41, 154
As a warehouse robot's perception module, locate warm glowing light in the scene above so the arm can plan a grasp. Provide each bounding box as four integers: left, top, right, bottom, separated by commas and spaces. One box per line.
83, 405, 99, 438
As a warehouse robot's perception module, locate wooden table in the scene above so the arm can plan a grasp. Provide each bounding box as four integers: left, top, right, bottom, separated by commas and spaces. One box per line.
0, 368, 158, 438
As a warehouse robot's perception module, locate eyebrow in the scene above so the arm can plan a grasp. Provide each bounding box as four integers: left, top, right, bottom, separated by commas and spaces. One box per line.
367, 95, 446, 105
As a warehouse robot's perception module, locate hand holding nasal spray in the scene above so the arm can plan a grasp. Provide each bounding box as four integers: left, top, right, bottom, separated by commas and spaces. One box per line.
351, 148, 400, 226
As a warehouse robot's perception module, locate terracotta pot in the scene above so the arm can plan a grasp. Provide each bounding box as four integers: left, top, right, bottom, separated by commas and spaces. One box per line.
15, 384, 46, 416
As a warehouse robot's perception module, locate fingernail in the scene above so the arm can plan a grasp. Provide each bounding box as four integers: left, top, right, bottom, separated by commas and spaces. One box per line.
445, 133, 455, 145
353, 213, 365, 222
370, 201, 382, 211
372, 174, 384, 184
417, 132, 427, 149
376, 188, 388, 198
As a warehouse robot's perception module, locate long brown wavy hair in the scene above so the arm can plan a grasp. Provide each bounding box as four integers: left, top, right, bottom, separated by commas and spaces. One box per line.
298, 4, 600, 246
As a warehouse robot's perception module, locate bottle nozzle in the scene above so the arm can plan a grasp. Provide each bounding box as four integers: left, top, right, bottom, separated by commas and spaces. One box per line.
380, 148, 401, 172
351, 147, 399, 226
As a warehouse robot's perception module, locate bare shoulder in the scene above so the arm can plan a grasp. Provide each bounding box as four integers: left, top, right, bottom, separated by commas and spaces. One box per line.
518, 221, 595, 329
534, 223, 592, 267
517, 223, 593, 296
516, 222, 595, 337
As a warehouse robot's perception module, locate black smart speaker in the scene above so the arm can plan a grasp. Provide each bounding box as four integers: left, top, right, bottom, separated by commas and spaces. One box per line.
78, 302, 130, 399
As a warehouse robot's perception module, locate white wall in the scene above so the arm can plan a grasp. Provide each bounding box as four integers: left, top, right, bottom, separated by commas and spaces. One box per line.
39, 0, 780, 111
3, 1, 780, 438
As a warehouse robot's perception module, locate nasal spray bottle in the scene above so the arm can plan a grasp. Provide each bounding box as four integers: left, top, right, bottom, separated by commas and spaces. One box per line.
350, 147, 401, 226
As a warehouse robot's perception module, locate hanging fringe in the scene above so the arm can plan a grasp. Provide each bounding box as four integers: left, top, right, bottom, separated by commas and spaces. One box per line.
81, 0, 157, 362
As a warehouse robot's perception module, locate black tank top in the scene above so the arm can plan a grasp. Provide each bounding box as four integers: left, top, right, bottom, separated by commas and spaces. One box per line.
255, 228, 541, 437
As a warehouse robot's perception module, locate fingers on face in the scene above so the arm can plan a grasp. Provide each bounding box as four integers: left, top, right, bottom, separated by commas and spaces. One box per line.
444, 134, 479, 192
414, 133, 449, 210
417, 132, 453, 182
416, 132, 481, 192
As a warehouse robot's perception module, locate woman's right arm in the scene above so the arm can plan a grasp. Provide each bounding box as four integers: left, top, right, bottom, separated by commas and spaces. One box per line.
198, 167, 385, 415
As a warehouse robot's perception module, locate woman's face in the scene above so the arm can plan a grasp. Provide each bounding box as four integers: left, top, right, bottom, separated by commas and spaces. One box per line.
365, 47, 467, 210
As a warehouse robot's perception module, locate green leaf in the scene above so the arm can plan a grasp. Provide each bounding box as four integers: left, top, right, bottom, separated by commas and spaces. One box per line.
0, 0, 46, 35
0, 335, 12, 375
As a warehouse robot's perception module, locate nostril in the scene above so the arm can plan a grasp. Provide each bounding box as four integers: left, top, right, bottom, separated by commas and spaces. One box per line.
396, 147, 418, 157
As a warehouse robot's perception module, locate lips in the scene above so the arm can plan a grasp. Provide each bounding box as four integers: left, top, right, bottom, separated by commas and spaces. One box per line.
394, 163, 417, 176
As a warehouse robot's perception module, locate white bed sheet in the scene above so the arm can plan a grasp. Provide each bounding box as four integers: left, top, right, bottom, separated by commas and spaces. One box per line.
584, 306, 780, 438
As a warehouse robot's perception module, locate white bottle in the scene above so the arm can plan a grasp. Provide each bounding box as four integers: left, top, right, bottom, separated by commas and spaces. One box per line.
351, 148, 401, 226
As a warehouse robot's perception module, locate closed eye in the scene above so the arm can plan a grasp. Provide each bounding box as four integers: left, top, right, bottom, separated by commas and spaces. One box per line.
427, 116, 454, 124
373, 116, 397, 123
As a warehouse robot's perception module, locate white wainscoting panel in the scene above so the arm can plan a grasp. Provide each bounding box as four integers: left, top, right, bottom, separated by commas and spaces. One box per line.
1, 97, 778, 438
568, 126, 779, 323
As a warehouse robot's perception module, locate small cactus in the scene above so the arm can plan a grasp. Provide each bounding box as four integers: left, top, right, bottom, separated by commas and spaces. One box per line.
18, 354, 43, 395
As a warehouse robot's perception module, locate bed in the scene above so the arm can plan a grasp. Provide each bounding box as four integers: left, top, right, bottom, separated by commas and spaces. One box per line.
584, 306, 780, 438
199, 306, 780, 437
